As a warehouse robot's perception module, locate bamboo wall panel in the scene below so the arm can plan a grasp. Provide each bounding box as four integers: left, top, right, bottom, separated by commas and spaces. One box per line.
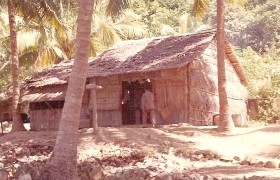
92, 77, 122, 110
188, 45, 248, 125
97, 110, 122, 127
30, 109, 62, 131
154, 74, 185, 124
30, 105, 92, 130
79, 105, 91, 128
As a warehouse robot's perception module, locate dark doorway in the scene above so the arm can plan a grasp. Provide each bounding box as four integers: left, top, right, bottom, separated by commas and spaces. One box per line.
121, 79, 152, 125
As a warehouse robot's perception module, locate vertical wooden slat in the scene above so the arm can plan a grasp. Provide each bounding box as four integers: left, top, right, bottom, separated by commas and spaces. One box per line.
184, 66, 189, 123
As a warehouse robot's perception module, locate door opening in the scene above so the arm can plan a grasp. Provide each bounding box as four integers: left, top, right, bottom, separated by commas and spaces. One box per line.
121, 79, 152, 125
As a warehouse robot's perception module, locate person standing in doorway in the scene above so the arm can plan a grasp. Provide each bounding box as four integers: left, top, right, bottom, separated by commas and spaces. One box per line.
141, 85, 156, 127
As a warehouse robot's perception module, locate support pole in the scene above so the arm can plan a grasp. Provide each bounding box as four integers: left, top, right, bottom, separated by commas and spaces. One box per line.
86, 79, 102, 133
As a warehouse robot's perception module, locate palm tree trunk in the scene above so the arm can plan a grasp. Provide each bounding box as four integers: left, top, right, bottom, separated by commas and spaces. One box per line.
8, 0, 26, 132
216, 0, 235, 132
39, 0, 95, 179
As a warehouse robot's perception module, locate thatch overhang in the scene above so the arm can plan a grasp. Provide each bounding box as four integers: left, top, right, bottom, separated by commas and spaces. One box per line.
224, 40, 248, 86
24, 61, 73, 88
20, 85, 67, 103
20, 61, 73, 103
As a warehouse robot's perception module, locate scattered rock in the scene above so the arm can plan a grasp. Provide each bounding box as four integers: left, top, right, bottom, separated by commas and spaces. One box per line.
240, 160, 251, 166
252, 161, 265, 168
14, 162, 40, 180
245, 175, 267, 180
185, 173, 204, 180
0, 169, 8, 180
264, 161, 278, 169
88, 162, 104, 180
220, 156, 233, 163
233, 156, 241, 161
18, 173, 32, 180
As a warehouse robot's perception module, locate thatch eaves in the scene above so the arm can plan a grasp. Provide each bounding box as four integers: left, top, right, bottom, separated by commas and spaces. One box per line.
24, 61, 73, 88
20, 61, 73, 103
225, 40, 248, 86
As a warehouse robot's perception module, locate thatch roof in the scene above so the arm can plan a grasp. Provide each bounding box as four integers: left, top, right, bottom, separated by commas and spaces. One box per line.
88, 30, 216, 77
24, 61, 73, 88
87, 29, 247, 86
21, 85, 67, 103
20, 61, 73, 103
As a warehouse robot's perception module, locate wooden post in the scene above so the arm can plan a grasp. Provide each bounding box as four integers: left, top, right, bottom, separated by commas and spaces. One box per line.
183, 66, 189, 124
86, 79, 102, 133
1, 121, 3, 134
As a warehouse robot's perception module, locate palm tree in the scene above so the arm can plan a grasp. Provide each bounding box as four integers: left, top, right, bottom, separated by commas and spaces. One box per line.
216, 0, 234, 132
39, 1, 95, 178
7, 0, 26, 132
192, 0, 247, 132
39, 0, 131, 179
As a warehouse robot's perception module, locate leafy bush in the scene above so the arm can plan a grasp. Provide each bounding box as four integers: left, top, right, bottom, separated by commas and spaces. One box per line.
237, 47, 280, 98
253, 99, 280, 124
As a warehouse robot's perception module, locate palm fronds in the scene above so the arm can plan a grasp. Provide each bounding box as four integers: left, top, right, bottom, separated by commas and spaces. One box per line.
95, 15, 121, 47
36, 44, 67, 67
191, 0, 210, 20
113, 10, 146, 39
15, 0, 66, 37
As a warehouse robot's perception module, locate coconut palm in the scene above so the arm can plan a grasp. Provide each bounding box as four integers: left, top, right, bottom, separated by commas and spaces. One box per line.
192, 0, 247, 132
7, 0, 25, 131
2, 0, 145, 70
39, 0, 131, 179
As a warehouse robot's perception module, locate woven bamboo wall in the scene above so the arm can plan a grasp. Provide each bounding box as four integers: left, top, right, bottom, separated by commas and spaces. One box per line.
188, 41, 247, 125
97, 110, 122, 127
30, 109, 62, 131
154, 69, 185, 124
88, 76, 122, 126
30, 105, 91, 130
95, 76, 121, 110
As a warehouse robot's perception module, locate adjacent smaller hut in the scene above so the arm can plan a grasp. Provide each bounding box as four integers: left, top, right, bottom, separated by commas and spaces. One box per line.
20, 61, 92, 130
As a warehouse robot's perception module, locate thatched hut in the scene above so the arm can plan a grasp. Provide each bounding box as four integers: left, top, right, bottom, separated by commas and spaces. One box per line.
20, 62, 70, 130
22, 30, 248, 130
87, 29, 248, 127
20, 61, 93, 130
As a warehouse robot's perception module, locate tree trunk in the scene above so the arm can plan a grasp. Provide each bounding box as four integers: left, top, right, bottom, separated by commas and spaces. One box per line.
216, 0, 235, 132
39, 0, 95, 179
8, 0, 26, 132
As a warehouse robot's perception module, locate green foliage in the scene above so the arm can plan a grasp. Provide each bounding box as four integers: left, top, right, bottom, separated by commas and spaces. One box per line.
252, 99, 280, 124
237, 47, 280, 98
131, 0, 191, 36
204, 0, 280, 53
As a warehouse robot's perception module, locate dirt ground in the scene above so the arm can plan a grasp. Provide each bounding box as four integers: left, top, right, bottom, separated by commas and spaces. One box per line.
1, 124, 280, 179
